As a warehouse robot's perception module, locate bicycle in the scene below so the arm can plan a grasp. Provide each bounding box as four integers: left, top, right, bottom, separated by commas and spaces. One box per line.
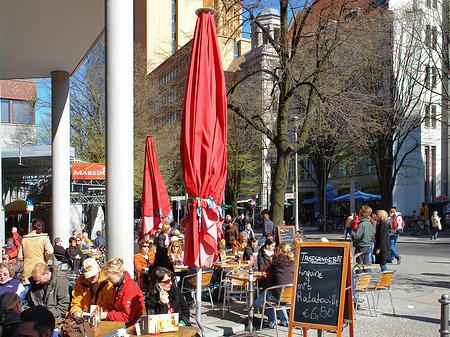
410, 220, 430, 236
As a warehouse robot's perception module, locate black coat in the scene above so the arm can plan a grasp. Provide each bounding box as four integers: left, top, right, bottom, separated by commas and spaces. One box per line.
243, 246, 254, 261
374, 220, 391, 265
257, 247, 271, 271
145, 284, 190, 324
264, 254, 294, 298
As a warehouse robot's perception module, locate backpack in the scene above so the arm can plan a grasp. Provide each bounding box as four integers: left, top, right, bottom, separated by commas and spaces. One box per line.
392, 212, 405, 234
60, 316, 94, 337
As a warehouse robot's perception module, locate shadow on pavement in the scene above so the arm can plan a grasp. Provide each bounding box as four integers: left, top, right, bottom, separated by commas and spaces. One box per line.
382, 313, 440, 325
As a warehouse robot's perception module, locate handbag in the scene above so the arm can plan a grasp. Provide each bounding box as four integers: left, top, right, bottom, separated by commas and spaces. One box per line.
60, 316, 94, 337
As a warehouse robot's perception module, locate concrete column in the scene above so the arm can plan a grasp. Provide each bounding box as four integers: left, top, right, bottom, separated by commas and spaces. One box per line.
51, 71, 71, 245
105, 0, 134, 274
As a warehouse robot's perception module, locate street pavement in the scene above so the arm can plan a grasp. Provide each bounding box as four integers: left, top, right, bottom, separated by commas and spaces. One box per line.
202, 227, 450, 337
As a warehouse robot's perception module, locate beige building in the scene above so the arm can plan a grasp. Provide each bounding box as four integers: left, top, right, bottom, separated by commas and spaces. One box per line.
134, 0, 250, 72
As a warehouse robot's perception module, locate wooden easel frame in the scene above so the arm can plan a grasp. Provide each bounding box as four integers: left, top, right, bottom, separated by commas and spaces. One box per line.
288, 242, 354, 337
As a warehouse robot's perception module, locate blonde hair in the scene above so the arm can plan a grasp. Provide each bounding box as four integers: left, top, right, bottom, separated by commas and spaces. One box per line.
293, 235, 304, 248
376, 210, 388, 221
0, 263, 13, 278
31, 263, 49, 277
171, 229, 180, 236
149, 244, 157, 253
168, 241, 183, 262
278, 242, 295, 261
161, 223, 171, 234
102, 258, 124, 275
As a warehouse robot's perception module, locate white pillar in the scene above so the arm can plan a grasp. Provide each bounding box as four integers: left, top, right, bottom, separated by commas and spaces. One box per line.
105, 0, 134, 275
51, 71, 71, 245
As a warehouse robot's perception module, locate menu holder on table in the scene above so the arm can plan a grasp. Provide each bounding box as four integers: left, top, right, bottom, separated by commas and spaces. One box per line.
135, 313, 179, 335
82, 305, 101, 327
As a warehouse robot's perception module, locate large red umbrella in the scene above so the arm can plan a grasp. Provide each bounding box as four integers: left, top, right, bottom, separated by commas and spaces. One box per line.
180, 8, 227, 269
141, 137, 173, 238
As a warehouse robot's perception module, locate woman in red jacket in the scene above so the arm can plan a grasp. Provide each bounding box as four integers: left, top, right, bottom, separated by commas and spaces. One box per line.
101, 258, 144, 327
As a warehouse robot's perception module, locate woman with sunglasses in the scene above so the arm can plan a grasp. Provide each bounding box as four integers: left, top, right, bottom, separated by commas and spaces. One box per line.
145, 267, 190, 326
134, 241, 153, 288
168, 241, 184, 266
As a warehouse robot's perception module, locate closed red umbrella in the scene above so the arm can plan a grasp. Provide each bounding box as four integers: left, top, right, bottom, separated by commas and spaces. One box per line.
180, 8, 227, 269
141, 137, 173, 238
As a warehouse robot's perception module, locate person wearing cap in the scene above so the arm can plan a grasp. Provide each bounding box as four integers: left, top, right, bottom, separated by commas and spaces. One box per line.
69, 258, 114, 317
26, 263, 71, 318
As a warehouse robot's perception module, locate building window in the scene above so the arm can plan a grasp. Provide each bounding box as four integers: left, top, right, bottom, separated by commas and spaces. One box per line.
12, 100, 34, 124
433, 0, 437, 8
425, 65, 430, 88
426, 0, 431, 7
233, 42, 239, 59
432, 67, 437, 88
171, 0, 177, 54
425, 104, 431, 127
425, 25, 431, 47
424, 145, 436, 202
1, 99, 9, 122
299, 159, 311, 180
431, 105, 437, 128
432, 26, 437, 50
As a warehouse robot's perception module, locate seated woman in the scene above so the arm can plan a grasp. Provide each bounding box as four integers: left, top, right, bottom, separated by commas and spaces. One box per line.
101, 258, 144, 327
81, 232, 92, 250
257, 238, 276, 271
243, 238, 258, 262
254, 243, 295, 328
0, 292, 22, 337
168, 241, 184, 267
65, 237, 86, 271
0, 262, 26, 303
134, 241, 153, 288
145, 267, 190, 326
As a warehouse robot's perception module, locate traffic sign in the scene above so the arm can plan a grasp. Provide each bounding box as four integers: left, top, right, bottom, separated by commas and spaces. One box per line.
251, 204, 256, 209
27, 199, 34, 212
251, 194, 256, 199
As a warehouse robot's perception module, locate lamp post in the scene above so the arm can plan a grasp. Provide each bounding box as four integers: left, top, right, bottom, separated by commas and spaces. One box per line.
294, 136, 299, 233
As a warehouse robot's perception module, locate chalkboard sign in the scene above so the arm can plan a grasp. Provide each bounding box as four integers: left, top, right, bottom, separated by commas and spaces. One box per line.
276, 226, 295, 248
288, 242, 354, 337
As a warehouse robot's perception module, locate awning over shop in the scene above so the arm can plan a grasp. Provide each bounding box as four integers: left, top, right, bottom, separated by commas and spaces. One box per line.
4, 199, 28, 216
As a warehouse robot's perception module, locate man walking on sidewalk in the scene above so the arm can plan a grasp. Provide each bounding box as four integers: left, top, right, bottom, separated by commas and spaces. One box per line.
388, 208, 402, 264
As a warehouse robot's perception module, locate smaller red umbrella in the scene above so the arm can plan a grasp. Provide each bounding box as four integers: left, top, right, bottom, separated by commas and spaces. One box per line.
140, 137, 173, 238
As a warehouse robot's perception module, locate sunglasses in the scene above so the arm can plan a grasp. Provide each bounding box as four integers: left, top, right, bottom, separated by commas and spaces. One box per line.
160, 277, 174, 284
143, 245, 150, 248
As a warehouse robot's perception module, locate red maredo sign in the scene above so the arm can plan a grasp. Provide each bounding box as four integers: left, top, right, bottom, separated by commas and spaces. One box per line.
72, 163, 105, 180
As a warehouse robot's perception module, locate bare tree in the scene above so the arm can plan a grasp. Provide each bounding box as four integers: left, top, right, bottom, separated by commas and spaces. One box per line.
226, 0, 387, 225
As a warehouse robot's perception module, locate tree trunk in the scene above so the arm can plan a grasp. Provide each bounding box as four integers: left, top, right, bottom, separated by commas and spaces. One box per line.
270, 147, 291, 226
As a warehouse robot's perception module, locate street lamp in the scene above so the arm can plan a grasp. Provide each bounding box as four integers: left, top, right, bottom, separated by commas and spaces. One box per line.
291, 116, 300, 233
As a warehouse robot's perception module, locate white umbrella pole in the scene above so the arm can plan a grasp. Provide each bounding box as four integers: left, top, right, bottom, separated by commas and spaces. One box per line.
196, 267, 202, 323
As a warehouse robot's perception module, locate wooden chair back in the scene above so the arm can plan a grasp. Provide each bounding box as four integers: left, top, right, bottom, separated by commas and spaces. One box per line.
187, 271, 213, 287
280, 285, 293, 304
374, 271, 394, 289
355, 273, 372, 292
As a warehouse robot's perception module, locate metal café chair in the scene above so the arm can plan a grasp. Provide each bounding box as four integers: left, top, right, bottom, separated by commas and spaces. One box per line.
259, 284, 293, 337
368, 271, 395, 316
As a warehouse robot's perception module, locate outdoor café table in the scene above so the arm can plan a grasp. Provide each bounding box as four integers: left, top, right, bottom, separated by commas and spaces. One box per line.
94, 321, 125, 337
174, 265, 189, 273
212, 260, 249, 269
225, 269, 266, 331
126, 325, 199, 337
